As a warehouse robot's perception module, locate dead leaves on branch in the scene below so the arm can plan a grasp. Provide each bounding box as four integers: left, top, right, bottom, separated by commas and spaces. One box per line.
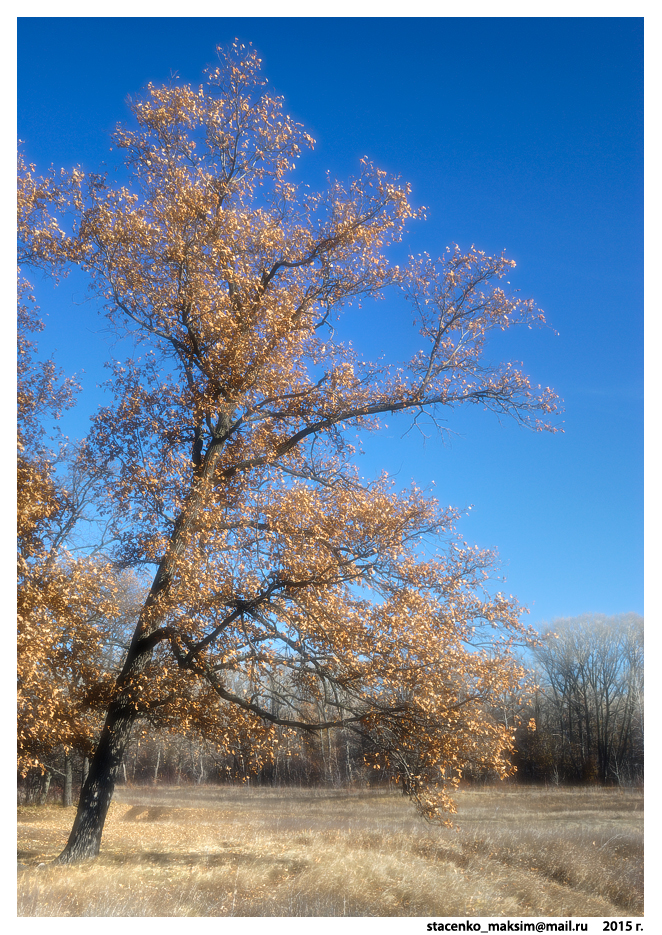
18, 40, 558, 820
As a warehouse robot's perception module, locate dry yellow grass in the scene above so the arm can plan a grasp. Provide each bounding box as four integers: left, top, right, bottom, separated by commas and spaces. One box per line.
17, 784, 643, 917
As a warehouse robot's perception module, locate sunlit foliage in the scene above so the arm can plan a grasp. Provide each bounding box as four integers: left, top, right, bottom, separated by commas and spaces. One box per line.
18, 42, 560, 859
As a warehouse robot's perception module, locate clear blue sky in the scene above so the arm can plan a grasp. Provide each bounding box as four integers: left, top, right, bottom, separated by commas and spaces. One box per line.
17, 17, 643, 629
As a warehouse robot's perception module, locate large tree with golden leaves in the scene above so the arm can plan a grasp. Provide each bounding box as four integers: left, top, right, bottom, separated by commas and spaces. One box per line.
19, 43, 559, 862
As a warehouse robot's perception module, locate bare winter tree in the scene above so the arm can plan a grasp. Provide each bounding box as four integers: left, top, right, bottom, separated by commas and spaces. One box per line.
532, 614, 643, 783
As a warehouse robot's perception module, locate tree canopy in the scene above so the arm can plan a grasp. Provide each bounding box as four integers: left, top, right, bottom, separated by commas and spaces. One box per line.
18, 42, 560, 862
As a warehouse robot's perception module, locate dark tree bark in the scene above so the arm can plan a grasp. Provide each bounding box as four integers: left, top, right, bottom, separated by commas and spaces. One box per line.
55, 702, 137, 862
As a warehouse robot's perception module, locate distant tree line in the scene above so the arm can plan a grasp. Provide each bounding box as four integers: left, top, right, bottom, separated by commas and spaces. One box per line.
514, 613, 643, 785
18, 612, 643, 805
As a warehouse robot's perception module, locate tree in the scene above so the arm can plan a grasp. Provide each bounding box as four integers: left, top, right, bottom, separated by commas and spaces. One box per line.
531, 614, 643, 783
19, 42, 560, 863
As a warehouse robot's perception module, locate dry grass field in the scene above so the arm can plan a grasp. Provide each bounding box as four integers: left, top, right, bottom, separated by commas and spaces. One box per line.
17, 784, 643, 917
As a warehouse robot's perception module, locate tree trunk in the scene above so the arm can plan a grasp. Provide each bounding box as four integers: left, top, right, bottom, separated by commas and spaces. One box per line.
345, 734, 354, 783
63, 754, 73, 807
26, 769, 40, 804
153, 744, 161, 784
55, 702, 137, 862
55, 437, 229, 863
38, 769, 51, 805
82, 755, 90, 787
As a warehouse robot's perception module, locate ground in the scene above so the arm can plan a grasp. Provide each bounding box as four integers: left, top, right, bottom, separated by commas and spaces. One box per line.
17, 784, 643, 917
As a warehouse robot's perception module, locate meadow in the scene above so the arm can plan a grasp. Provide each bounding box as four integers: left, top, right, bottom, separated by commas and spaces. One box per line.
17, 784, 643, 917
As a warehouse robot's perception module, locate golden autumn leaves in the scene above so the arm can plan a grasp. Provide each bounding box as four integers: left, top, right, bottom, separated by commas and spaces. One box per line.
18, 41, 559, 829
17, 285, 122, 773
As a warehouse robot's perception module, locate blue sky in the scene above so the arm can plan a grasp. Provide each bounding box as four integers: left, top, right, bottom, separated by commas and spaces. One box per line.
17, 17, 643, 629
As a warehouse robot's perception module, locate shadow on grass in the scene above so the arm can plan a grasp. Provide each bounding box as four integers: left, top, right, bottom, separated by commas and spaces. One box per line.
121, 806, 171, 822
103, 848, 309, 876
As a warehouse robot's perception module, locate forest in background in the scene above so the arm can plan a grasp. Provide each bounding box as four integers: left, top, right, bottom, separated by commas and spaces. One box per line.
19, 609, 643, 807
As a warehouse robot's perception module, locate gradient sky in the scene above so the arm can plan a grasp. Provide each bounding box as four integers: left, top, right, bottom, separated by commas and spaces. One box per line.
17, 17, 644, 629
